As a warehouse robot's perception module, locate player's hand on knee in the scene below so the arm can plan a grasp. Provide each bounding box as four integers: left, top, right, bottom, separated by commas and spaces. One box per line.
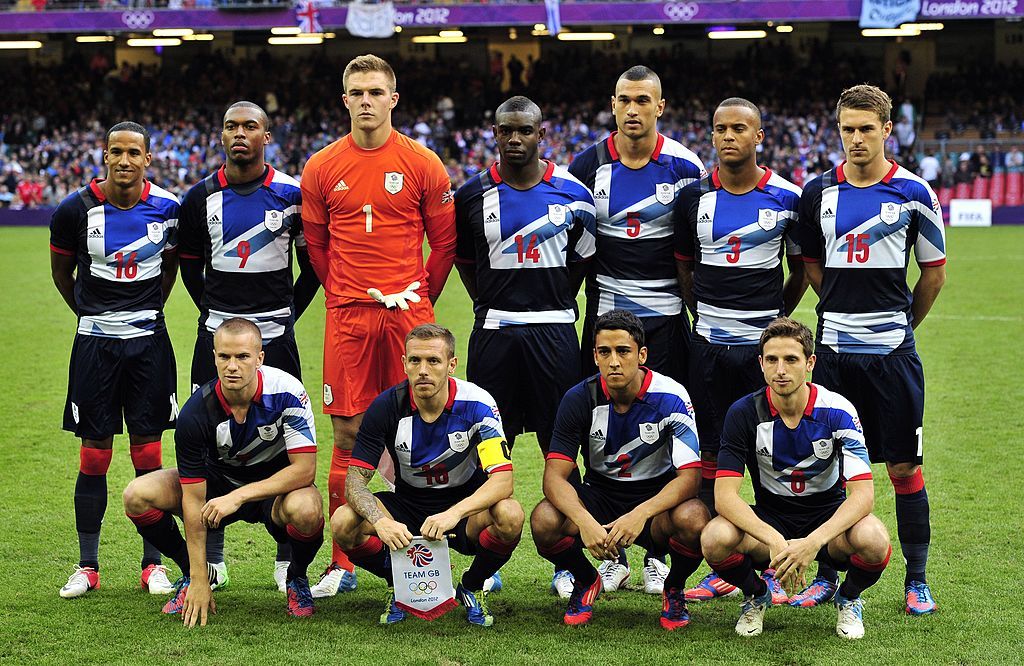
421, 510, 459, 541
367, 281, 421, 310
201, 494, 242, 529
374, 517, 414, 550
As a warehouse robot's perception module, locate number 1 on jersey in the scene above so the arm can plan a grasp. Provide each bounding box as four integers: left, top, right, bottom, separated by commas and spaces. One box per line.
363, 204, 372, 233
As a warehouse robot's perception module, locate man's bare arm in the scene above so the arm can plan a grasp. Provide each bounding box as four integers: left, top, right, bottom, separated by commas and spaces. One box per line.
345, 466, 385, 524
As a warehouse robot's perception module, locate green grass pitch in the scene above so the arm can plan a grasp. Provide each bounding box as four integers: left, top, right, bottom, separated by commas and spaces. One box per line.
1, 226, 1022, 665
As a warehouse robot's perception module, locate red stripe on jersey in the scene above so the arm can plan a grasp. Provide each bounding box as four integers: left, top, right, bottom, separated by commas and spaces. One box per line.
50, 243, 74, 256
846, 472, 873, 482
542, 159, 555, 182
216, 166, 228, 188
179, 477, 205, 484
711, 168, 722, 189
803, 383, 818, 416
756, 167, 772, 190
488, 163, 502, 184
349, 458, 376, 470
881, 160, 900, 184
606, 133, 620, 161
545, 452, 576, 464
288, 446, 318, 455
89, 178, 106, 202
801, 255, 820, 263
636, 367, 654, 399
263, 164, 276, 186
487, 464, 513, 474
651, 133, 665, 160
716, 470, 743, 479
674, 251, 694, 262
677, 461, 702, 471
919, 258, 947, 267
140, 180, 151, 201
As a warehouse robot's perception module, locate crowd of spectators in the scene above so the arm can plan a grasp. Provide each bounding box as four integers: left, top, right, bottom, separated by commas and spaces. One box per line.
2, 42, 1022, 209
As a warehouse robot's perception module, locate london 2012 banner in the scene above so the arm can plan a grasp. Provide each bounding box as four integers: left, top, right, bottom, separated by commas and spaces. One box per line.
391, 538, 458, 620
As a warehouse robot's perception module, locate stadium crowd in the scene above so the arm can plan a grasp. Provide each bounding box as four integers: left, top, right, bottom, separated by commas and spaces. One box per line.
2, 43, 1022, 208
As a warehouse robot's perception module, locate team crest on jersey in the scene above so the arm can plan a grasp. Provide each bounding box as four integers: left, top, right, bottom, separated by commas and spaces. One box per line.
880, 202, 901, 225
384, 172, 404, 195
264, 209, 283, 232
146, 221, 164, 244
757, 208, 778, 231
448, 431, 470, 453
656, 182, 675, 205
258, 423, 279, 441
323, 384, 334, 406
812, 438, 833, 460
547, 203, 567, 226
638, 422, 660, 444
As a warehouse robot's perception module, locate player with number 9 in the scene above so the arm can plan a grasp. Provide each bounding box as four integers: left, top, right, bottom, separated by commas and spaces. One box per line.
300, 54, 456, 597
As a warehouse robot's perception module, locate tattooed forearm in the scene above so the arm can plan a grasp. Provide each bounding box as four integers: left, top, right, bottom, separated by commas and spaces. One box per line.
346, 466, 385, 524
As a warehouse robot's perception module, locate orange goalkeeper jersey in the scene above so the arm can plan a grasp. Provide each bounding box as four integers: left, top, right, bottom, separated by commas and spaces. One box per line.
301, 130, 456, 308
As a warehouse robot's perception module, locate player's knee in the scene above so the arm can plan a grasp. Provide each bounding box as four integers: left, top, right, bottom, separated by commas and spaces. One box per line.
529, 500, 562, 543
330, 505, 362, 548
886, 461, 920, 479
284, 493, 323, 533
491, 499, 525, 538
122, 478, 150, 514
672, 498, 710, 542
700, 516, 737, 559
851, 516, 890, 561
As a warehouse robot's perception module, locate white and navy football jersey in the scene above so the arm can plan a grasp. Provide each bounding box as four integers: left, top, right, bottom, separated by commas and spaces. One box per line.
49, 179, 179, 339
352, 378, 512, 503
674, 168, 802, 345
178, 164, 303, 341
175, 366, 317, 487
799, 161, 947, 354
569, 133, 706, 318
717, 383, 872, 515
455, 161, 596, 329
547, 369, 700, 495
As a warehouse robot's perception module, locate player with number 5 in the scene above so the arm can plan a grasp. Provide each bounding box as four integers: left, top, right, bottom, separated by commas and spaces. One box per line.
300, 55, 456, 597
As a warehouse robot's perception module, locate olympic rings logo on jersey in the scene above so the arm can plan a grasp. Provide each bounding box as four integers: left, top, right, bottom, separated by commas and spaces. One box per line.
409, 580, 438, 593
121, 10, 155, 29
407, 543, 434, 567
663, 1, 699, 21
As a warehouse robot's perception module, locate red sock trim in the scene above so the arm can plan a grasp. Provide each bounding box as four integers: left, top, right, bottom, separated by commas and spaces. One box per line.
890, 469, 925, 494
851, 545, 892, 572
479, 526, 520, 555
668, 537, 702, 559
538, 535, 576, 556
129, 441, 162, 471
286, 518, 325, 542
708, 553, 745, 571
127, 508, 165, 527
701, 460, 718, 480
344, 535, 385, 559
80, 447, 113, 475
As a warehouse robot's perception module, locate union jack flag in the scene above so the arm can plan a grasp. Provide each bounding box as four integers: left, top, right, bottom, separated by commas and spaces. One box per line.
407, 543, 434, 568
295, 0, 322, 35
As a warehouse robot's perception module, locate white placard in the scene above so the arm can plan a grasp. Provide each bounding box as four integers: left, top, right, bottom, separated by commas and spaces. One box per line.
390, 537, 457, 620
949, 199, 992, 227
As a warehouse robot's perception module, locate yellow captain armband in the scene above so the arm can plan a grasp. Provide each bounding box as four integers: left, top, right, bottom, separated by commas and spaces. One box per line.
478, 436, 512, 473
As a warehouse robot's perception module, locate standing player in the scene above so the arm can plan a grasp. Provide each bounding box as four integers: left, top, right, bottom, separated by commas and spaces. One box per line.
301, 54, 456, 597
531, 310, 708, 629
178, 101, 319, 589
797, 85, 945, 614
568, 65, 706, 595
454, 95, 595, 456
330, 324, 523, 627
50, 121, 180, 599
673, 98, 806, 603
123, 318, 325, 624
702, 318, 891, 639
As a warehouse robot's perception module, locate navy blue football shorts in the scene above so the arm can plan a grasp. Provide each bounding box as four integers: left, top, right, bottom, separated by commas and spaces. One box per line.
813, 351, 925, 465
574, 479, 664, 553
375, 490, 477, 555
63, 331, 177, 440
190, 325, 301, 393
467, 323, 579, 447
201, 468, 286, 542
581, 312, 690, 386
752, 501, 843, 541
688, 339, 763, 456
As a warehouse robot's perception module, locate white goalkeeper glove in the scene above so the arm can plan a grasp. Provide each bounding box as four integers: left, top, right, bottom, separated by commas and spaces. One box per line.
367, 281, 421, 311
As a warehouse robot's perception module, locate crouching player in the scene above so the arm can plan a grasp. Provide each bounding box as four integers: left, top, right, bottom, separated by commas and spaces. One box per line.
701, 317, 890, 639
122, 318, 324, 625
531, 310, 708, 629
330, 324, 524, 627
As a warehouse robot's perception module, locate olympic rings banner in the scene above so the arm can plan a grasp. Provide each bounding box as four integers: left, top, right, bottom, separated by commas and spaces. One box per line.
390, 538, 457, 620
